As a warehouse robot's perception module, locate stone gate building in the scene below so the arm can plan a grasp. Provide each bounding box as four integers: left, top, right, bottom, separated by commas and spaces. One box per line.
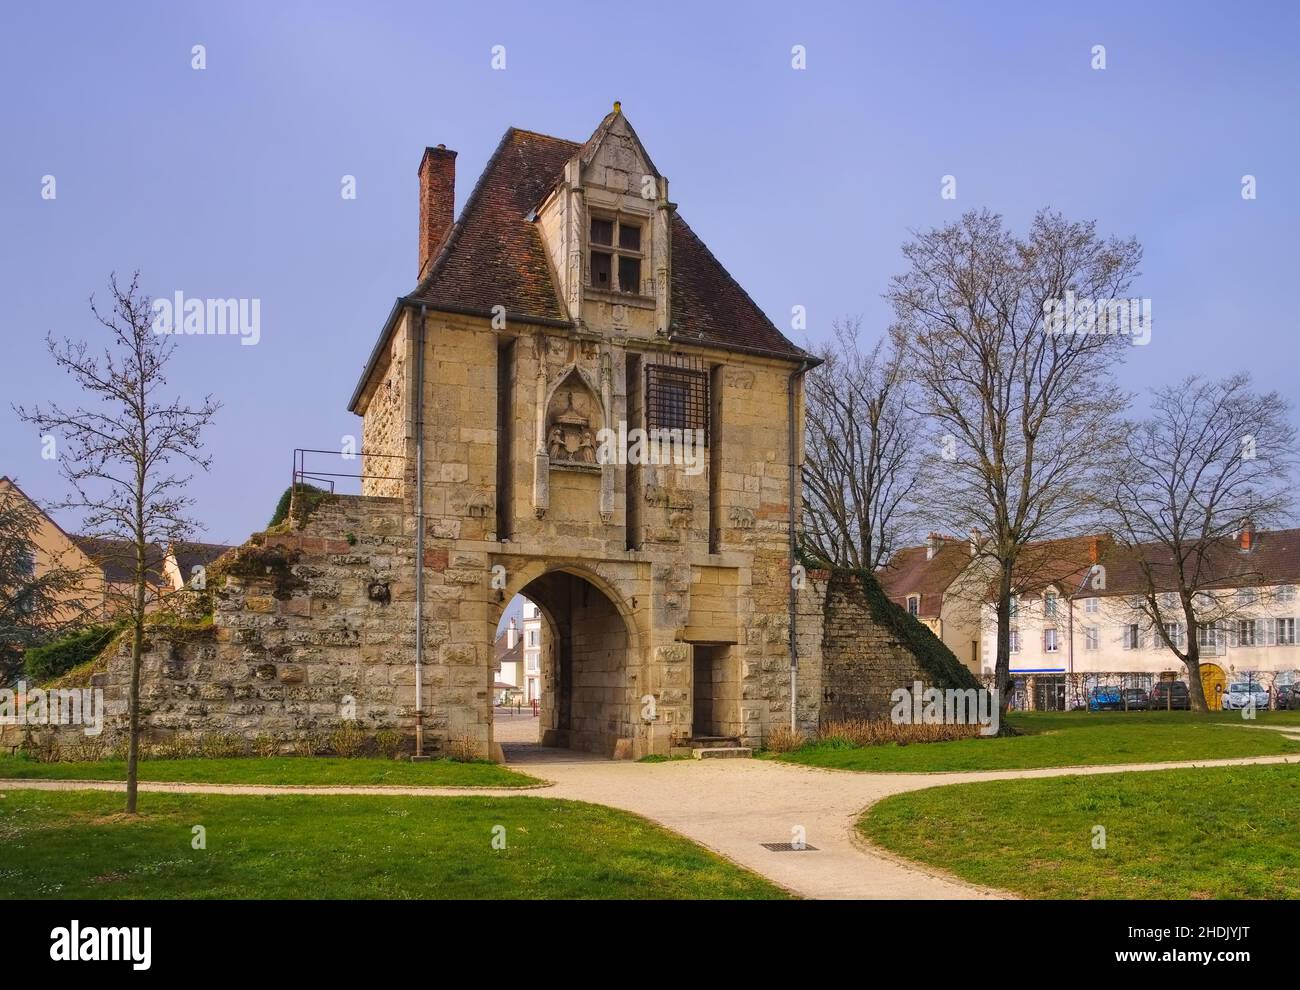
349, 105, 818, 758
18, 107, 979, 761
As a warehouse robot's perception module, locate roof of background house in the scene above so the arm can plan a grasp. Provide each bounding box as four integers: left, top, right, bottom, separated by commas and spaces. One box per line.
0, 476, 80, 545
169, 541, 234, 576
1002, 534, 1111, 599
1090, 527, 1300, 598
71, 536, 167, 586
352, 116, 809, 411
494, 634, 522, 667
877, 537, 975, 618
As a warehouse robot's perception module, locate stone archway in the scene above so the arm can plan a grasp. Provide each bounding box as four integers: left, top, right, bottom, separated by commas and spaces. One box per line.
498, 566, 639, 758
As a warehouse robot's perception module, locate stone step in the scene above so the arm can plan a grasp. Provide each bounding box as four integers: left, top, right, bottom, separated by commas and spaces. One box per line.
692, 746, 752, 759
686, 736, 742, 749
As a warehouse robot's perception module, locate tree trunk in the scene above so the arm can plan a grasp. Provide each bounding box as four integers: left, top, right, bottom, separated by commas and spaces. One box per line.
125, 471, 146, 815
1183, 624, 1208, 713
995, 563, 1014, 722
125, 610, 143, 813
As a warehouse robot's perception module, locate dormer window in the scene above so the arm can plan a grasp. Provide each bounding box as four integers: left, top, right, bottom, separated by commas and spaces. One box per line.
589, 215, 643, 294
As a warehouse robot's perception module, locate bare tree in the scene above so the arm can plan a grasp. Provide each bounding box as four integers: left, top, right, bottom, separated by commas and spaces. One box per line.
889, 209, 1142, 717
1103, 374, 1296, 711
16, 273, 220, 813
802, 318, 923, 570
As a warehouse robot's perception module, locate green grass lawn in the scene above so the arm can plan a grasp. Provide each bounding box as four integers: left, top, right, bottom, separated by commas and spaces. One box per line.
861, 764, 1300, 898
0, 790, 787, 899
0, 755, 540, 788
768, 711, 1300, 773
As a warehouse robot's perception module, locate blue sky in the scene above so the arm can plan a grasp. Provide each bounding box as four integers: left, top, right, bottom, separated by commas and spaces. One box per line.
1, 0, 1297, 545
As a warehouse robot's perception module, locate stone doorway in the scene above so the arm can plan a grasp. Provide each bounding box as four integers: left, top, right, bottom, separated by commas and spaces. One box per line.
689, 643, 735, 740
503, 569, 637, 758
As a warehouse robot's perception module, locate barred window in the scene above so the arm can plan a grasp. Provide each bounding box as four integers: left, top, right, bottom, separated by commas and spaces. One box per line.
646, 364, 709, 444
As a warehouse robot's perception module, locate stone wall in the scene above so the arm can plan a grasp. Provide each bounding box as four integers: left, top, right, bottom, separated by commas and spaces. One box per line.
359, 316, 411, 500
22, 495, 429, 755
817, 569, 980, 724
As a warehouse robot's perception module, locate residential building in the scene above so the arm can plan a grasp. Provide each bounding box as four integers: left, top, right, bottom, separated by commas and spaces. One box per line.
0, 476, 170, 621
493, 617, 524, 704
975, 527, 1300, 708
878, 531, 985, 673
162, 541, 234, 593
521, 599, 542, 702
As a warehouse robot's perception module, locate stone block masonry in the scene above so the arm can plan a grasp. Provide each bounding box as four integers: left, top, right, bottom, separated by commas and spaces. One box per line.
816, 569, 981, 724
44, 494, 432, 753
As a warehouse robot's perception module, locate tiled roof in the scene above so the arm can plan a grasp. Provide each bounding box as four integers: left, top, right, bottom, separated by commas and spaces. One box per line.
1090, 528, 1300, 597
1005, 534, 1110, 598
882, 528, 1300, 609
494, 633, 522, 666
72, 536, 167, 586
668, 214, 810, 356
877, 539, 975, 617
170, 541, 234, 576
407, 125, 807, 358
411, 128, 575, 324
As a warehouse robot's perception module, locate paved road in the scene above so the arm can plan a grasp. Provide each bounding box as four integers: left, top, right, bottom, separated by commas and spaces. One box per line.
4, 748, 1295, 900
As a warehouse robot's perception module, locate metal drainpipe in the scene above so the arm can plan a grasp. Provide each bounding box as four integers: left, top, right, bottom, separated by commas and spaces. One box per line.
787, 358, 811, 733
414, 304, 427, 757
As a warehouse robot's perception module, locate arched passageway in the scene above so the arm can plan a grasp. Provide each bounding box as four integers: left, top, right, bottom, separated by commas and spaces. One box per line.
504, 569, 637, 758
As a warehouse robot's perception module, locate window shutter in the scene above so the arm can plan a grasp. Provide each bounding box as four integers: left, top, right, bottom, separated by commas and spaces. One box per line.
1266, 618, 1278, 646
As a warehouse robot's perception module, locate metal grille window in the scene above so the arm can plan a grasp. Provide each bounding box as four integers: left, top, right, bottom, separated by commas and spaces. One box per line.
646, 363, 709, 445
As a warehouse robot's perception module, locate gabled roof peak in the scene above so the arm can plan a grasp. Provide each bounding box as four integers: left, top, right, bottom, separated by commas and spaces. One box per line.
577, 104, 661, 180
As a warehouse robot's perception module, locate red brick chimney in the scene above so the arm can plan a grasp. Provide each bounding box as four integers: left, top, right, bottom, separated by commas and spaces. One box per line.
418, 145, 457, 281
1240, 518, 1256, 552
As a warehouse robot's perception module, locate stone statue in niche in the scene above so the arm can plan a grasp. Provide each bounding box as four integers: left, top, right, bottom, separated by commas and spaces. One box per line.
547, 425, 566, 461
545, 377, 602, 465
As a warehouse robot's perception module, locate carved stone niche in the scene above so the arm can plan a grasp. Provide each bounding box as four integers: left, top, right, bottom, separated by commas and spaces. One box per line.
545, 370, 603, 471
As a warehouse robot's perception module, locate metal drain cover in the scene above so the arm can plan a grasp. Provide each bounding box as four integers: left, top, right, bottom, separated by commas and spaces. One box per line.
761, 842, 819, 852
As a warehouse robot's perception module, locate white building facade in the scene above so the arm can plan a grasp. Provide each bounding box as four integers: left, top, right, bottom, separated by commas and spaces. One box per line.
977, 528, 1300, 709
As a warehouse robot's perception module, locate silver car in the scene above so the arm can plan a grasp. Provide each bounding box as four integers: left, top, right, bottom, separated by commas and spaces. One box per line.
1222, 681, 1270, 710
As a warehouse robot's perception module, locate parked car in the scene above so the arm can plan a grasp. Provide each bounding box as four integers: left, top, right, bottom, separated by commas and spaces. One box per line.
1276, 684, 1300, 710
1088, 686, 1123, 712
1122, 688, 1150, 711
1222, 681, 1270, 711
1149, 681, 1191, 710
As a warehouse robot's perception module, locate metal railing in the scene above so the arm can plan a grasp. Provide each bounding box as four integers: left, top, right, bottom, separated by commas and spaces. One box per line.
291, 447, 407, 499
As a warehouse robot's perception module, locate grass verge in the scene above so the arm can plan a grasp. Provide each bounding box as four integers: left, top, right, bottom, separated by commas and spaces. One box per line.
767, 711, 1300, 772
861, 763, 1300, 898
0, 790, 788, 899
0, 755, 540, 788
